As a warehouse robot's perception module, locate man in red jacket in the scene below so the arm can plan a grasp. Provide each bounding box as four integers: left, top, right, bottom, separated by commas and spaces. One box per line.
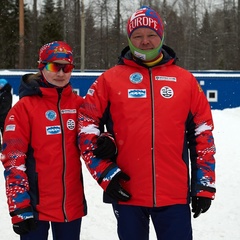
78, 6, 216, 240
1, 41, 116, 240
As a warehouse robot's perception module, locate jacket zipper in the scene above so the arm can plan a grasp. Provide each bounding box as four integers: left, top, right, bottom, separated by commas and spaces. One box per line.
57, 89, 68, 222
149, 69, 157, 207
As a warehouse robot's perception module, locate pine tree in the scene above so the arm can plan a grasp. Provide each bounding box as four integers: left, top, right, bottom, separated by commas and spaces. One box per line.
39, 0, 64, 45
0, 0, 19, 68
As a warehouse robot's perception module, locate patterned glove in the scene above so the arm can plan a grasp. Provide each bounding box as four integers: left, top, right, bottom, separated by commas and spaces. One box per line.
191, 196, 212, 218
93, 133, 117, 159
106, 171, 131, 201
13, 218, 37, 235
10, 206, 37, 235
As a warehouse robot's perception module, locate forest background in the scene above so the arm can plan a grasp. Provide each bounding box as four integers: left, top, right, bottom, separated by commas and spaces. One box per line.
0, 0, 239, 70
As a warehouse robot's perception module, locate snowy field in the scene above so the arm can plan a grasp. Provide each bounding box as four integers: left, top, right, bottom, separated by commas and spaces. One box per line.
0, 94, 239, 239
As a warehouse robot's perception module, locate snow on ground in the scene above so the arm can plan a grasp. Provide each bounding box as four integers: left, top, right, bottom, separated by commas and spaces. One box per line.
0, 95, 239, 239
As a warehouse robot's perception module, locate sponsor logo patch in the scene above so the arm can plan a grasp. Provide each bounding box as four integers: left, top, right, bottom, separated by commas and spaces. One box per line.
8, 115, 15, 121
128, 89, 147, 98
61, 109, 77, 114
5, 124, 16, 131
155, 76, 177, 82
160, 86, 174, 99
67, 119, 75, 130
46, 126, 61, 135
45, 110, 57, 121
130, 73, 143, 84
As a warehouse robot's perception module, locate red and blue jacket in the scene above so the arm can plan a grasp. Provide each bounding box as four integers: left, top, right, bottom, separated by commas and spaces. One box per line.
78, 45, 216, 207
1, 73, 87, 223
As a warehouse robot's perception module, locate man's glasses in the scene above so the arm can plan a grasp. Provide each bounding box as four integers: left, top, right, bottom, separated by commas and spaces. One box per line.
44, 62, 75, 73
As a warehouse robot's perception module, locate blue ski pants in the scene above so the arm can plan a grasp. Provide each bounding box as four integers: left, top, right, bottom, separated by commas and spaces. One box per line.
112, 203, 192, 240
20, 218, 82, 240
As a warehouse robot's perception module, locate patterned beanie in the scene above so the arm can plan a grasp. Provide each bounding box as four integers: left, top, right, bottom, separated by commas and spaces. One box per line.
38, 41, 73, 69
127, 6, 164, 40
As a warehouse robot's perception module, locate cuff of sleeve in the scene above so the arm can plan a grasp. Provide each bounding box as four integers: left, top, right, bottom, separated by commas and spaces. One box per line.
99, 167, 121, 191
196, 191, 215, 200
11, 212, 34, 224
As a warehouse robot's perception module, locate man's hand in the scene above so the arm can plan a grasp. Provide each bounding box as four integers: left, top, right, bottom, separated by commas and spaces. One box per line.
191, 196, 212, 218
106, 172, 131, 201
93, 133, 117, 159
13, 218, 37, 235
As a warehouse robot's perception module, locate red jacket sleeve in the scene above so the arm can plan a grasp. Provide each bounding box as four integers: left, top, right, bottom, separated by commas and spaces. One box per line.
189, 77, 216, 199
78, 75, 121, 191
1, 100, 33, 223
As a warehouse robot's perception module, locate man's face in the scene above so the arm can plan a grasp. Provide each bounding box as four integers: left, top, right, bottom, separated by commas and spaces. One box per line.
130, 28, 161, 50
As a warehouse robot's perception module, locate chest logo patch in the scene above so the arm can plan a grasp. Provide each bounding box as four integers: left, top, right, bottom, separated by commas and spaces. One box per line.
61, 109, 77, 114
160, 86, 174, 99
130, 73, 143, 84
45, 110, 57, 121
128, 89, 147, 98
155, 76, 177, 82
46, 126, 61, 135
67, 119, 75, 130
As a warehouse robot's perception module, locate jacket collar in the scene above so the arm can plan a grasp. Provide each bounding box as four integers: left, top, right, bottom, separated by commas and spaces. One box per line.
118, 45, 178, 68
